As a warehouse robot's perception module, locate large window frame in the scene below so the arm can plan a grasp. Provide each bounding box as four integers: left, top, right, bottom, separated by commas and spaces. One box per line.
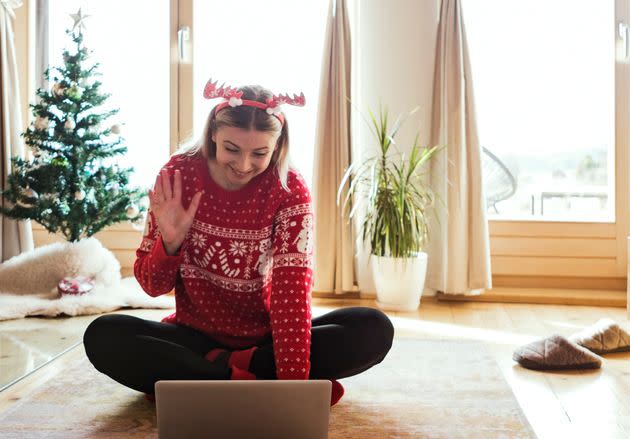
27, 0, 181, 276
21, 0, 630, 287
487, 0, 630, 289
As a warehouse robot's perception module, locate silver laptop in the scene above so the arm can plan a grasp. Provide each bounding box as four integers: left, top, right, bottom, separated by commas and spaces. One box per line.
155, 380, 331, 439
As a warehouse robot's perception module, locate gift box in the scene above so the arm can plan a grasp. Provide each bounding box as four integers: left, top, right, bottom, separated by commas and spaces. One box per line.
58, 275, 95, 297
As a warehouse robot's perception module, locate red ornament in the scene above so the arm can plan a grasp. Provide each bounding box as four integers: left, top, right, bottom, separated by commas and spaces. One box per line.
58, 275, 95, 297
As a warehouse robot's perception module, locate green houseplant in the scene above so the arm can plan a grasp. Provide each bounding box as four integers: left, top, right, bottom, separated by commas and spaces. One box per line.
337, 105, 441, 310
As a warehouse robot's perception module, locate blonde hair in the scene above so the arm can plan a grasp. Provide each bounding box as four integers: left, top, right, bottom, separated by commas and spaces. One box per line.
177, 85, 292, 192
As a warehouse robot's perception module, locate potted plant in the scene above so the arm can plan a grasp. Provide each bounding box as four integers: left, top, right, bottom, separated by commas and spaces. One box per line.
337, 105, 441, 311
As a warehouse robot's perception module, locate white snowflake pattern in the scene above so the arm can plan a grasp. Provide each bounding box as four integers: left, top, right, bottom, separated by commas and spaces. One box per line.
229, 240, 248, 257
279, 230, 291, 253
190, 231, 207, 248
275, 218, 291, 253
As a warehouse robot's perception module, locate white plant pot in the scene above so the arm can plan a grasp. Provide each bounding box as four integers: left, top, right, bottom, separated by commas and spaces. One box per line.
371, 253, 428, 311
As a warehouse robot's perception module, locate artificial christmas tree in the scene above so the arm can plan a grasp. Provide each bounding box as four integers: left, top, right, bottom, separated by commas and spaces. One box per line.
0, 10, 168, 321
0, 8, 146, 242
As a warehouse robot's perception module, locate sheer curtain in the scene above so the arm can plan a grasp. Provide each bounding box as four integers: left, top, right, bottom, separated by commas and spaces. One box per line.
312, 0, 357, 294
427, 0, 492, 295
1, 0, 34, 262
35, 0, 48, 91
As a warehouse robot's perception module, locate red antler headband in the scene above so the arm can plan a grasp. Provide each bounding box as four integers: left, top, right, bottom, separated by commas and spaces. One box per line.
203, 79, 306, 126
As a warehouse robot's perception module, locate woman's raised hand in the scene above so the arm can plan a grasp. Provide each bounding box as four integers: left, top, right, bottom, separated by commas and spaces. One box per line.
148, 169, 203, 255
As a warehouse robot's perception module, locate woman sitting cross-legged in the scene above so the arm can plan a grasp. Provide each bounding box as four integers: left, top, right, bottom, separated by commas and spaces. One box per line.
83, 80, 394, 407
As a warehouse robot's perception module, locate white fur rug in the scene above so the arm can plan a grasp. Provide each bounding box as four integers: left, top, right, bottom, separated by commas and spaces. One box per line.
0, 238, 174, 321
0, 277, 174, 321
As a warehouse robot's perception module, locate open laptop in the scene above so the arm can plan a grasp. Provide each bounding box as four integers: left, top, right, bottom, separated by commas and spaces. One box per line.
155, 380, 332, 439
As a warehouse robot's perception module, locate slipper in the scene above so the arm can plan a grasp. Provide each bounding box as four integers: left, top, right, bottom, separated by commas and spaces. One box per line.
513, 334, 602, 370
569, 318, 630, 355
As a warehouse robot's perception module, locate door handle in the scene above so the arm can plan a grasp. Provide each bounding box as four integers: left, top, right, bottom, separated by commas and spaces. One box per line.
618, 21, 628, 61
178, 25, 190, 61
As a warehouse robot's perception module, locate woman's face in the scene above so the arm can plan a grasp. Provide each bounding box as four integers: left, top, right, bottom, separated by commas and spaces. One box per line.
211, 126, 280, 189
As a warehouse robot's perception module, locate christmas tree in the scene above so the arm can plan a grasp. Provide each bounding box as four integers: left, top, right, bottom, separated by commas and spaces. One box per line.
0, 9, 147, 242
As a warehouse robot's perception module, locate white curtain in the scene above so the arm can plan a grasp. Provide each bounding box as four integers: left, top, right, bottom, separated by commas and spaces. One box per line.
36, 0, 48, 91
1, 0, 34, 263
312, 0, 357, 294
426, 0, 492, 295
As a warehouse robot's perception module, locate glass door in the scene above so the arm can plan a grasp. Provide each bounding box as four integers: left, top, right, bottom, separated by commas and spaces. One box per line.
466, 0, 615, 222
180, 0, 329, 188
48, 0, 172, 189
1, 0, 174, 393
463, 0, 629, 285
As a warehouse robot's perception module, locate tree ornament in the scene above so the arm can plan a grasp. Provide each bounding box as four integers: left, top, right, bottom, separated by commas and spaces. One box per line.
67, 85, 83, 99
23, 188, 39, 199
110, 124, 121, 135
58, 275, 95, 297
64, 118, 76, 131
52, 82, 65, 97
51, 156, 68, 168
74, 189, 86, 201
17, 188, 38, 207
126, 203, 140, 218
70, 8, 91, 34
34, 116, 49, 130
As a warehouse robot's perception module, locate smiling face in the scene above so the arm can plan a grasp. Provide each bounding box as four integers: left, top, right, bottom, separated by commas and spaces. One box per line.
210, 126, 280, 190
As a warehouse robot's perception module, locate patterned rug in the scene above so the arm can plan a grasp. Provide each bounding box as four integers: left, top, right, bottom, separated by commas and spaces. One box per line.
0, 339, 534, 438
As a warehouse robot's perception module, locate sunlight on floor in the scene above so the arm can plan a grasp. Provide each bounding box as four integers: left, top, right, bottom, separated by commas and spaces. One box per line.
543, 321, 589, 331
389, 314, 539, 346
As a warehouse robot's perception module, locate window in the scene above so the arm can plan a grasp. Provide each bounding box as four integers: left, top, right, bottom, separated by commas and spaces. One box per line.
191, 0, 329, 188
48, 1, 171, 189
464, 0, 615, 222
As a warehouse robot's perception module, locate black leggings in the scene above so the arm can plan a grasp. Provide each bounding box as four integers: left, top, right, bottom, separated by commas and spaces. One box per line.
83, 307, 394, 394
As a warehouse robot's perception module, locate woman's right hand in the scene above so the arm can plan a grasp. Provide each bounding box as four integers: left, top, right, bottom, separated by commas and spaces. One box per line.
148, 168, 203, 255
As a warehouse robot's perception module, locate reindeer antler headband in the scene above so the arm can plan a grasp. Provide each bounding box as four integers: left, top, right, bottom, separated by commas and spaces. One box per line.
203, 79, 305, 126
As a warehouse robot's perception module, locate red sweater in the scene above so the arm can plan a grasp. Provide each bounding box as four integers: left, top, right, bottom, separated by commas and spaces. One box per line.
134, 152, 314, 380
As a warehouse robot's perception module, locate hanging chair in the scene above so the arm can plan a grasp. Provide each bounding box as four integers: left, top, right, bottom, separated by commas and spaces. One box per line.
481, 147, 517, 213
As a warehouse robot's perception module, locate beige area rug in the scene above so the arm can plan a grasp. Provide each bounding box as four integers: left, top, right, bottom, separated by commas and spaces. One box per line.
0, 339, 534, 438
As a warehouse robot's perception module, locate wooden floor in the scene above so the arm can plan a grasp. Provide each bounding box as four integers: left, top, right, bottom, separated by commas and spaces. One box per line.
2, 297, 630, 438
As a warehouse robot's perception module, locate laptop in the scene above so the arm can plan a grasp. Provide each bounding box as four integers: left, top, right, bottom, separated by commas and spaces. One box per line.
155, 380, 332, 439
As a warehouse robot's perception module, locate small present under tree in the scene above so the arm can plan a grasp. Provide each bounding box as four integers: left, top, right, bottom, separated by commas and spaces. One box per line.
0, 9, 146, 242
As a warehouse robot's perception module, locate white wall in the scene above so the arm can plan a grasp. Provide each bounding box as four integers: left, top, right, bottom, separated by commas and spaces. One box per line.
352, 0, 440, 296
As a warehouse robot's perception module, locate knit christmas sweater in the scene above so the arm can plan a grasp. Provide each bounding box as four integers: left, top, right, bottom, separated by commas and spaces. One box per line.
134, 152, 314, 380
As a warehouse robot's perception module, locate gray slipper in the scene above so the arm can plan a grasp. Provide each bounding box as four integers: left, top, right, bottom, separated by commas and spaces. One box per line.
513, 334, 602, 370
569, 318, 630, 355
